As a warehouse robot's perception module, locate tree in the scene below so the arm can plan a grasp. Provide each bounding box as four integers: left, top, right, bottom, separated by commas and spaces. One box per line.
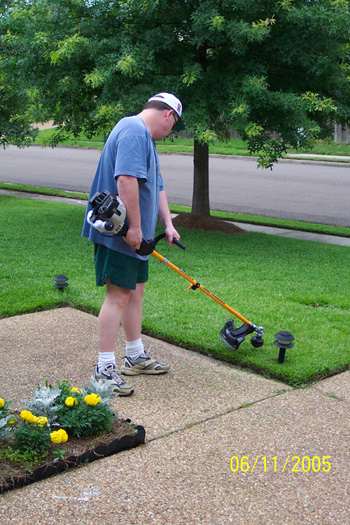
0, 0, 38, 146
1, 0, 350, 215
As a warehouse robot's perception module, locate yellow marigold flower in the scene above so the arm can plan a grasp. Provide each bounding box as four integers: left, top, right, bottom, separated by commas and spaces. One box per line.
50, 429, 68, 444
84, 393, 101, 406
0, 398, 5, 408
70, 387, 82, 394
20, 410, 30, 420
65, 396, 78, 407
50, 431, 62, 444
58, 429, 68, 443
20, 410, 37, 423
36, 416, 48, 427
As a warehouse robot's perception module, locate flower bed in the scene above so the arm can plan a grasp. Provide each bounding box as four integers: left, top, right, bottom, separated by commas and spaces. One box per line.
0, 380, 145, 493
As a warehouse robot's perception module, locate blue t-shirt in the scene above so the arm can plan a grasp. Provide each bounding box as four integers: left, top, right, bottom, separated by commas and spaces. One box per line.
82, 116, 165, 260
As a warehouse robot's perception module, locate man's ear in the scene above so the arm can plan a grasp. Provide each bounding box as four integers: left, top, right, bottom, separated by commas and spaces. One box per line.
165, 110, 173, 121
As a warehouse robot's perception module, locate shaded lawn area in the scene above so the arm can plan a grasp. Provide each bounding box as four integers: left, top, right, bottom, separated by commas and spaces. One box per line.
1, 195, 349, 386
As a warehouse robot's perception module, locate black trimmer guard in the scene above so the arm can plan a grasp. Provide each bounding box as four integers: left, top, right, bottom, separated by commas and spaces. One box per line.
220, 320, 256, 351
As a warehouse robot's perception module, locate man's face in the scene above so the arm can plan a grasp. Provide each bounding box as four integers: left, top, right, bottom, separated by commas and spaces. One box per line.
153, 110, 179, 141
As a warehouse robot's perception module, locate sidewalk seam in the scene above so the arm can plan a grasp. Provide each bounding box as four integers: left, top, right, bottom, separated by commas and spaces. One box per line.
146, 389, 292, 444
313, 386, 349, 404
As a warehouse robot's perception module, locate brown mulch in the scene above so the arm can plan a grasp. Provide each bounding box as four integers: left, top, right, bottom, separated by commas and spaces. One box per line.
0, 419, 138, 492
47, 418, 136, 458
172, 213, 245, 234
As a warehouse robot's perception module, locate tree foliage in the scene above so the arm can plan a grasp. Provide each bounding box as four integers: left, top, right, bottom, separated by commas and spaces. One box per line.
1, 0, 350, 213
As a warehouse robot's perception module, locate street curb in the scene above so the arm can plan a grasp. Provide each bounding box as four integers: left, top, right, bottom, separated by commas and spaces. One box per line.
27, 143, 350, 166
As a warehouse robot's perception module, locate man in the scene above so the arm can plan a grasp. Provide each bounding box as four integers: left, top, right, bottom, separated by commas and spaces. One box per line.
82, 92, 182, 396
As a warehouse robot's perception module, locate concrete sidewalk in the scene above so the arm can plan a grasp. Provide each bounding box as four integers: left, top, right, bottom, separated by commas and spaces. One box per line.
0, 308, 349, 524
231, 221, 350, 247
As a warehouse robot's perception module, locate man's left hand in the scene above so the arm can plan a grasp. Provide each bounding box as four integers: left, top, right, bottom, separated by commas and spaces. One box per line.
164, 224, 180, 246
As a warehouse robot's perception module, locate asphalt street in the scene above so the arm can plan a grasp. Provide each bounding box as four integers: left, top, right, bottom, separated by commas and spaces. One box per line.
1, 145, 349, 226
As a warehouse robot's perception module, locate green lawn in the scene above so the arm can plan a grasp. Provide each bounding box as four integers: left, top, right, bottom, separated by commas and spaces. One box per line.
34, 128, 350, 159
1, 182, 350, 239
1, 195, 349, 387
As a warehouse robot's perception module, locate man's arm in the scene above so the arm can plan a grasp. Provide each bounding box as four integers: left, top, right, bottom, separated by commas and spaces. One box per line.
117, 175, 143, 250
158, 190, 180, 245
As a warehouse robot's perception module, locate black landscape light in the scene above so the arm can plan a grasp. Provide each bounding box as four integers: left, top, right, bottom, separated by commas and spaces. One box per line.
274, 331, 295, 363
53, 274, 69, 291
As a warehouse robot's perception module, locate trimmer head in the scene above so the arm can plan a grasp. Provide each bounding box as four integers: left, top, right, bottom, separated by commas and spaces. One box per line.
220, 320, 264, 351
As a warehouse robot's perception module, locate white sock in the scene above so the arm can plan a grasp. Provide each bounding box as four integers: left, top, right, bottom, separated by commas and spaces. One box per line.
125, 338, 144, 360
98, 352, 116, 369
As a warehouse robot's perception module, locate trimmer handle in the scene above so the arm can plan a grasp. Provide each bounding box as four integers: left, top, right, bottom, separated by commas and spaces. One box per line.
173, 239, 186, 250
136, 233, 186, 256
153, 233, 186, 250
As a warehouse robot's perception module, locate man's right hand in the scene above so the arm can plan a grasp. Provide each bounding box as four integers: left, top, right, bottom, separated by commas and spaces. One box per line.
124, 226, 143, 250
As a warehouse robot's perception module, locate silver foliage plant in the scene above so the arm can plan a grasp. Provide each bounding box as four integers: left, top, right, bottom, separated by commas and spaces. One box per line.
22, 385, 61, 424
22, 379, 116, 424
0, 415, 13, 437
83, 378, 117, 405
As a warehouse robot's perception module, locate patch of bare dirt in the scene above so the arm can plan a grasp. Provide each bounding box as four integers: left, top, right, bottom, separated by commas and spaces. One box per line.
172, 213, 245, 234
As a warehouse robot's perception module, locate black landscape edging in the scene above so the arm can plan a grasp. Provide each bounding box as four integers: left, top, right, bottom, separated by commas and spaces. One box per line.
1, 424, 145, 494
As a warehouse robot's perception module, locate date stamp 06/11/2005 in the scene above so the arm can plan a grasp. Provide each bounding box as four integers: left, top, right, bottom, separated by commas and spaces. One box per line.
230, 455, 331, 474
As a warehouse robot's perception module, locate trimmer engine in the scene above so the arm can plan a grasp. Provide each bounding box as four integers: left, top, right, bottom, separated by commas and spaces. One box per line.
88, 190, 128, 236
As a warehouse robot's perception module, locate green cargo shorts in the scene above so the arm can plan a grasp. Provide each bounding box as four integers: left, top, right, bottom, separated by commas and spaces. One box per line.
94, 244, 149, 290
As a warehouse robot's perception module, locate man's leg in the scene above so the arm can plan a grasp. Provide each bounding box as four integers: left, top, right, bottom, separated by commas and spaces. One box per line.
98, 278, 131, 353
94, 278, 134, 395
120, 282, 170, 376
120, 282, 145, 343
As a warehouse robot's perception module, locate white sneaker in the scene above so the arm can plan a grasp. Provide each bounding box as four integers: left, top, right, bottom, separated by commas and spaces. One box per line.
93, 364, 134, 395
121, 353, 170, 376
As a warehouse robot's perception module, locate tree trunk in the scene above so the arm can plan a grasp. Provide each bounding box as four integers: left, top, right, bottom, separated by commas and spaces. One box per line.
191, 139, 210, 216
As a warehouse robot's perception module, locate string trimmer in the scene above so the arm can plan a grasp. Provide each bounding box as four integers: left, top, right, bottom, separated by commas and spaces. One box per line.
88, 191, 264, 351
140, 233, 264, 351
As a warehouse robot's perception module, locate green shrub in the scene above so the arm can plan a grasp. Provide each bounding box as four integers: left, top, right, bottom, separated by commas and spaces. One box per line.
58, 399, 114, 437
13, 421, 51, 456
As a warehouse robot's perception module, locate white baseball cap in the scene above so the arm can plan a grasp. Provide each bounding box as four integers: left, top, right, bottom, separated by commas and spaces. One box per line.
147, 92, 183, 118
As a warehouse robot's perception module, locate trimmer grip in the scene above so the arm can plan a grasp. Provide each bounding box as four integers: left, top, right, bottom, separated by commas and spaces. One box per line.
136, 234, 186, 254
172, 238, 186, 250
